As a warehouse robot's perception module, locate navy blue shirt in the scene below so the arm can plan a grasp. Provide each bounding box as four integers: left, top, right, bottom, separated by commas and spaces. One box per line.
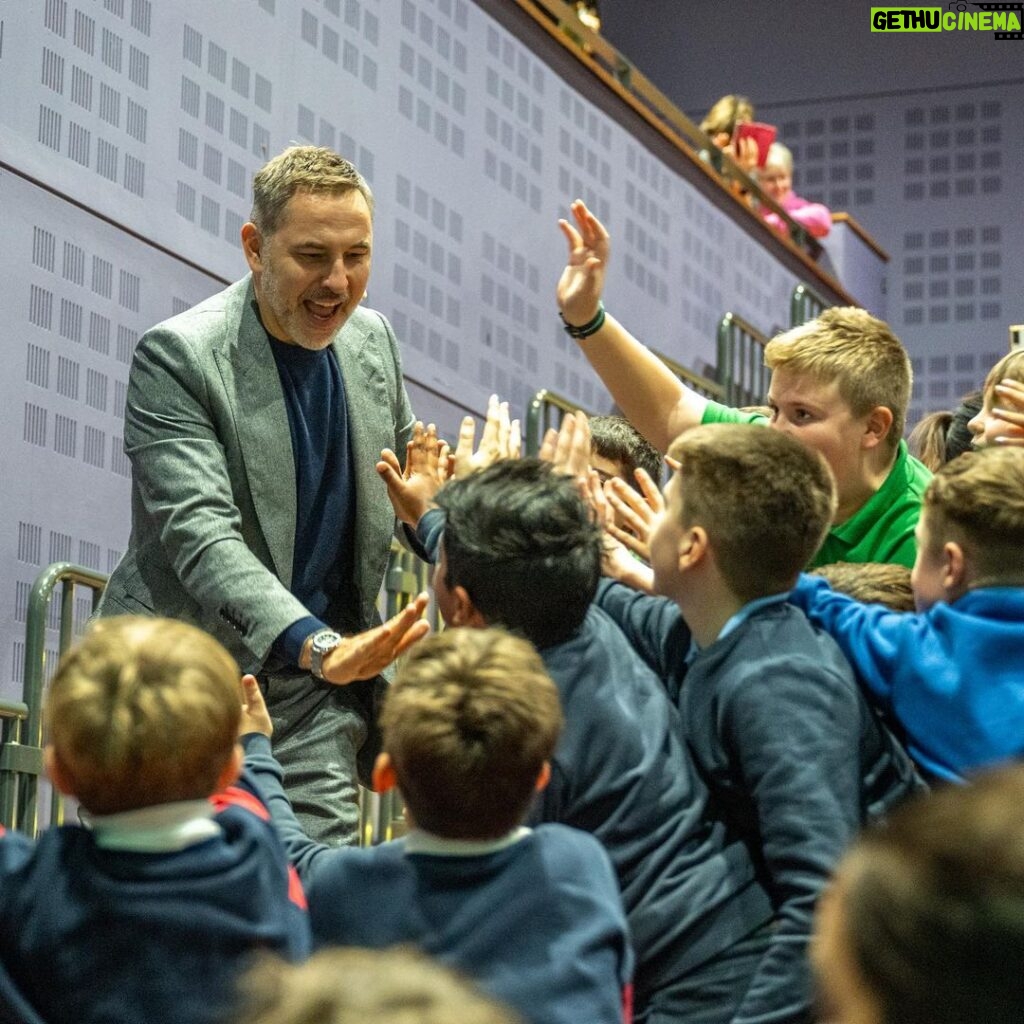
269, 338, 357, 663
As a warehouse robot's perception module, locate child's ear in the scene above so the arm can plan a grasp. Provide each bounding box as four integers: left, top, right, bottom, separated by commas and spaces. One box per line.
44, 745, 76, 798
942, 540, 969, 596
534, 761, 552, 793
372, 752, 398, 793
215, 744, 244, 792
862, 405, 894, 450
452, 586, 488, 629
677, 525, 708, 573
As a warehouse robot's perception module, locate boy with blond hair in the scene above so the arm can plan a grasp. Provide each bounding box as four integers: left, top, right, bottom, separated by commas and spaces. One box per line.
790, 446, 1024, 783
556, 200, 931, 566
596, 424, 922, 1024
240, 627, 632, 1024
0, 616, 310, 1024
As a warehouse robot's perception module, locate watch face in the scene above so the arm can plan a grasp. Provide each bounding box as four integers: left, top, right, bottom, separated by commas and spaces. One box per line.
312, 630, 342, 654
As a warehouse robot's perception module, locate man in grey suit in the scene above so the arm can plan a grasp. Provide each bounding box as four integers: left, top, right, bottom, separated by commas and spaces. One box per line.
99, 146, 429, 844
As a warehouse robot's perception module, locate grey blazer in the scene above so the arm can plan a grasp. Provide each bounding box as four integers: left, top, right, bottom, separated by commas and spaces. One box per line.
98, 275, 416, 673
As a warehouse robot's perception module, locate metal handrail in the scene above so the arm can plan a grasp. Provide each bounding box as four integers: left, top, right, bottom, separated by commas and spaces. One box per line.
716, 313, 771, 408
524, 388, 590, 455
0, 563, 107, 834
791, 282, 831, 327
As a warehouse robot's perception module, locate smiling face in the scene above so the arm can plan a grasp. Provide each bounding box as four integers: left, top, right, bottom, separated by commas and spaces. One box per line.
759, 160, 793, 203
242, 188, 372, 350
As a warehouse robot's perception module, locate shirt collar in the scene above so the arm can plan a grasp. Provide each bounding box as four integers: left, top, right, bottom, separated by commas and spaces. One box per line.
404, 826, 531, 857
83, 800, 221, 852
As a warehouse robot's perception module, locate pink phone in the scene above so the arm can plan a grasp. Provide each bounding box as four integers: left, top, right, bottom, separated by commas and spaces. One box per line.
733, 122, 777, 168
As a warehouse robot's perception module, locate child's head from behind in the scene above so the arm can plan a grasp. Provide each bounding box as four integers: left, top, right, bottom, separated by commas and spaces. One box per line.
238, 946, 522, 1024
764, 308, 911, 487
811, 562, 915, 612
654, 424, 836, 604
45, 616, 241, 814
911, 446, 1024, 609
588, 414, 663, 489
968, 350, 1024, 448
378, 627, 563, 840
433, 458, 602, 648
813, 765, 1024, 1024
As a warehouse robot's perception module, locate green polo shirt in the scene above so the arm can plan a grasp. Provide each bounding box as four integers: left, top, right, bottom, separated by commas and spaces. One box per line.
700, 401, 932, 568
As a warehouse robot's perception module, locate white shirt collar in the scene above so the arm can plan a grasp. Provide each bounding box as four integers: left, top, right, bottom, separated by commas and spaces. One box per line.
404, 826, 531, 857
82, 799, 221, 852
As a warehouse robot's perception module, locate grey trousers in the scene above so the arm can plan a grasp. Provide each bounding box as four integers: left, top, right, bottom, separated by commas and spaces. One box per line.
259, 668, 386, 847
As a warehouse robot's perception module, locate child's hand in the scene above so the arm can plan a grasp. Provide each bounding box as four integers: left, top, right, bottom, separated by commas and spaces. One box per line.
377, 421, 447, 525
240, 674, 273, 737
992, 380, 1024, 446
556, 200, 609, 329
604, 468, 664, 562
452, 395, 521, 478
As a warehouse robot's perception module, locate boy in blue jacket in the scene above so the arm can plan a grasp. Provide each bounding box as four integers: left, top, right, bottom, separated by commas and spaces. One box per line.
596, 424, 922, 1024
789, 445, 1024, 783
0, 617, 310, 1024
241, 626, 633, 1024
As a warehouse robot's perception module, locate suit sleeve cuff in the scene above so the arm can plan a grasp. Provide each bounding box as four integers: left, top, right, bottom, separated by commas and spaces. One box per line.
274, 615, 329, 668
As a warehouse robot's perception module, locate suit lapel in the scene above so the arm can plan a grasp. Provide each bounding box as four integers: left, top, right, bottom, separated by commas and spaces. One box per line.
218, 280, 297, 588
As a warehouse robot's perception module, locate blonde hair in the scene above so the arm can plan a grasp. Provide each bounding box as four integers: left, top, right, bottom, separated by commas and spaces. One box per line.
764, 142, 793, 173
668, 424, 836, 602
381, 628, 563, 840
981, 349, 1024, 395
700, 94, 754, 139
765, 307, 912, 454
251, 145, 373, 235
812, 562, 915, 611
45, 616, 241, 814
923, 447, 1024, 583
236, 947, 523, 1024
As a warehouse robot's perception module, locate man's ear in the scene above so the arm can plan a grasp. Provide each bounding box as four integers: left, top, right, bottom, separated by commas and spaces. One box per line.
677, 524, 709, 574
240, 222, 263, 274
451, 585, 488, 629
862, 405, 894, 451
372, 752, 398, 793
44, 745, 76, 798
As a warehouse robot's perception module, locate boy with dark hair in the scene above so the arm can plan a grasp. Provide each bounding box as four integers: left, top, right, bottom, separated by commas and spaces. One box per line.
0, 616, 310, 1024
595, 424, 922, 1024
789, 446, 1024, 783
556, 200, 931, 567
241, 627, 632, 1024
588, 414, 663, 489
418, 459, 783, 1024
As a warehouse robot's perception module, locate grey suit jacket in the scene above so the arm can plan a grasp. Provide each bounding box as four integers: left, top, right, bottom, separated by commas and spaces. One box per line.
99, 275, 416, 673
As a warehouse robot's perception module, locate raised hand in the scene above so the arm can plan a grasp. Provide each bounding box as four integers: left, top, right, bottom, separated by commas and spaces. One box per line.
604, 468, 664, 562
318, 594, 431, 685
991, 380, 1024, 446
539, 410, 592, 488
239, 674, 273, 737
452, 394, 521, 477
556, 200, 610, 328
377, 421, 446, 525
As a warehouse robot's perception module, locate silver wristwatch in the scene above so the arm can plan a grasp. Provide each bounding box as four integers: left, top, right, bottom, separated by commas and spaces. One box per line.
309, 629, 343, 680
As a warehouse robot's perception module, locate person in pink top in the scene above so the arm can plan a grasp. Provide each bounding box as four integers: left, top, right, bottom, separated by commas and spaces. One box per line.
758, 142, 832, 239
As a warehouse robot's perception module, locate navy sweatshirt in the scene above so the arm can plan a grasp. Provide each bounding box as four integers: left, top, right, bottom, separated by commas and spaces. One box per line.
596, 579, 925, 1024
243, 734, 632, 1024
0, 772, 310, 1024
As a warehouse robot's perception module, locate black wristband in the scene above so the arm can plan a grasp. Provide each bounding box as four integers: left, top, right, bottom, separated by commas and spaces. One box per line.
560, 301, 606, 339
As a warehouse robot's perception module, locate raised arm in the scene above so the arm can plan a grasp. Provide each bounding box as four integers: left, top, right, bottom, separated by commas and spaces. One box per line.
556, 200, 708, 452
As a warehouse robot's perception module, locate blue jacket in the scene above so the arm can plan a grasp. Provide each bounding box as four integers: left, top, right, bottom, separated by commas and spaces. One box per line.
243, 734, 632, 1024
0, 773, 310, 1024
790, 576, 1024, 782
596, 579, 923, 1024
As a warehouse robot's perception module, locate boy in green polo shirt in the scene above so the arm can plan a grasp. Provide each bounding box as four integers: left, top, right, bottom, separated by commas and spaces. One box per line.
555, 199, 930, 567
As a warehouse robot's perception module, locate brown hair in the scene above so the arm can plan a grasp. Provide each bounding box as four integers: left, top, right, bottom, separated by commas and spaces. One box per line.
765, 307, 912, 455
812, 562, 915, 612
922, 446, 1024, 583
838, 765, 1024, 1024
700, 94, 754, 139
668, 424, 836, 602
45, 616, 241, 814
380, 628, 563, 840
236, 947, 522, 1024
250, 145, 374, 235
909, 392, 982, 470
981, 348, 1024, 394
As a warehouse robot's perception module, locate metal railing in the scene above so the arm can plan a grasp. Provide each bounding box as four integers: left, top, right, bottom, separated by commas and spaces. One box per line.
716, 313, 771, 408
524, 388, 590, 455
791, 282, 831, 327
0, 563, 107, 836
